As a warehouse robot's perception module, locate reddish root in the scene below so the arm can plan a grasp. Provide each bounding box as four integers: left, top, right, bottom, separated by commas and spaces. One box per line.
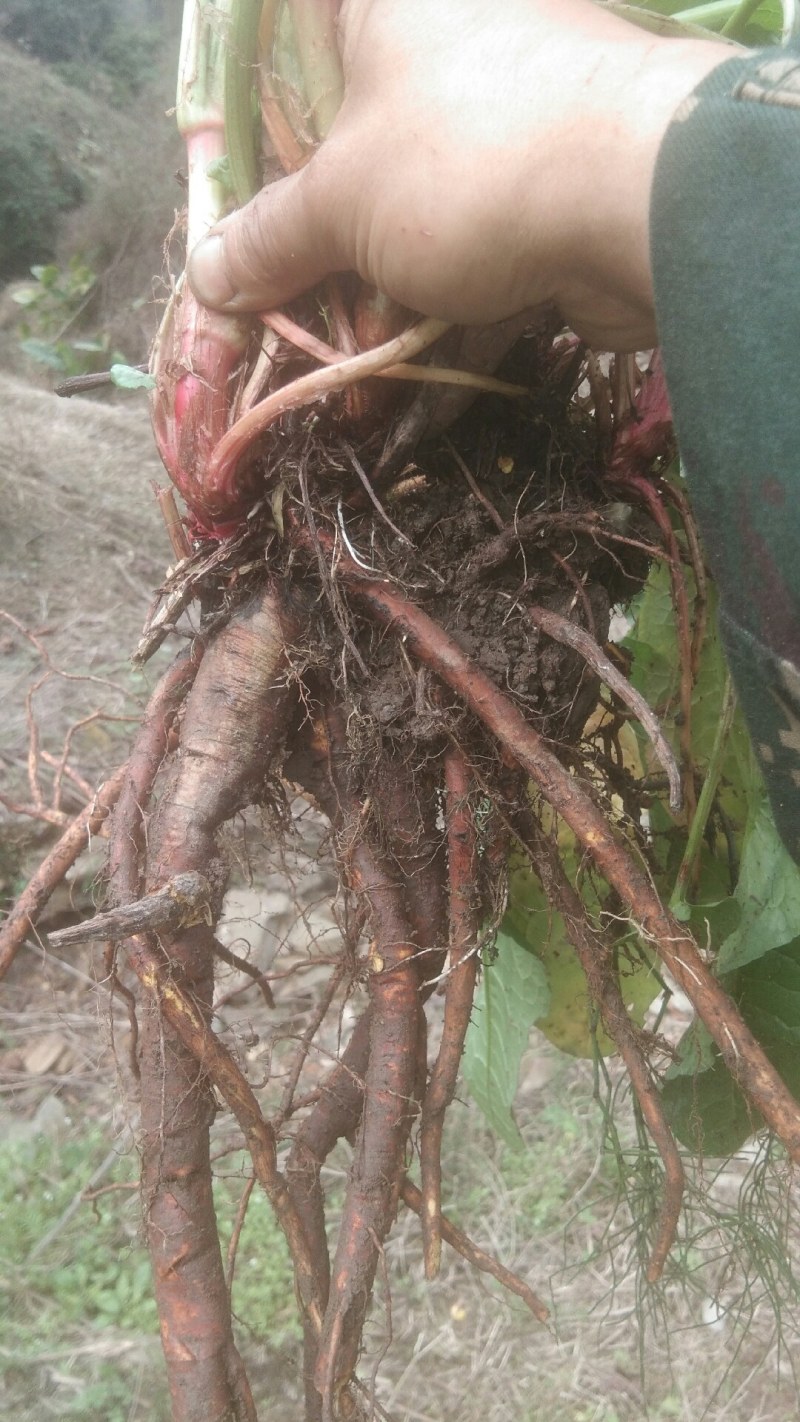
287, 1009, 372, 1422
284, 715, 449, 1420
523, 820, 684, 1283
0, 634, 194, 978
329, 551, 800, 1163
661, 479, 709, 685
420, 746, 480, 1279
103, 587, 329, 1419
314, 707, 422, 1412
605, 366, 694, 818
527, 603, 682, 812
107, 643, 203, 906
400, 1178, 549, 1326
0, 767, 124, 979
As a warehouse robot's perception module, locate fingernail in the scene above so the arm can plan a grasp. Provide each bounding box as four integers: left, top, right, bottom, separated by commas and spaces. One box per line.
187, 234, 237, 308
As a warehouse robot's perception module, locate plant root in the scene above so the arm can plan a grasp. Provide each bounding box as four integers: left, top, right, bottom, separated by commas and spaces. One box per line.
334, 553, 800, 1162
420, 746, 479, 1279
313, 707, 422, 1415
522, 818, 684, 1283
107, 586, 326, 1419
14, 290, 800, 1422
527, 603, 682, 811
0, 644, 202, 980
400, 1178, 549, 1325
0, 767, 124, 978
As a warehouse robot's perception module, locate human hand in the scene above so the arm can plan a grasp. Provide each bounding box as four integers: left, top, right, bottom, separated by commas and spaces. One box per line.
188, 0, 730, 351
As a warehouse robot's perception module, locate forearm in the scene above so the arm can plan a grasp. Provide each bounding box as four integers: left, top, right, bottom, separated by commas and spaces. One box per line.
651, 46, 800, 856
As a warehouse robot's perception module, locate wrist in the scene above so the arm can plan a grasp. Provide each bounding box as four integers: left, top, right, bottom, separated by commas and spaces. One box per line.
531, 32, 732, 347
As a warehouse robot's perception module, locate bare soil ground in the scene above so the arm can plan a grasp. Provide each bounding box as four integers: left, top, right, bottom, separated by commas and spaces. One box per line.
2, 372, 799, 1422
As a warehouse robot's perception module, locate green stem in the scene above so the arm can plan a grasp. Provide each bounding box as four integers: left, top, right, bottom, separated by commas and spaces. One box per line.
669, 673, 737, 922
224, 0, 263, 203
671, 0, 737, 27
721, 0, 765, 36
287, 0, 344, 140
609, 1, 733, 36
176, 0, 234, 248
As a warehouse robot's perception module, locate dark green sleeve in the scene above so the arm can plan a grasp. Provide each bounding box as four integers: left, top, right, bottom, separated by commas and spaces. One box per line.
651, 47, 800, 861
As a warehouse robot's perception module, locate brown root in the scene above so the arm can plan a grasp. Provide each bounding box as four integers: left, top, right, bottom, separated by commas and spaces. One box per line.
400, 1178, 549, 1326
10, 311, 800, 1422
420, 746, 480, 1279
521, 818, 684, 1284
313, 708, 422, 1414
335, 553, 800, 1162
0, 767, 124, 979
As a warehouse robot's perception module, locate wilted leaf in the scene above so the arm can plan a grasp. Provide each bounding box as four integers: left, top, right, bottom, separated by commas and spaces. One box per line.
462, 931, 550, 1147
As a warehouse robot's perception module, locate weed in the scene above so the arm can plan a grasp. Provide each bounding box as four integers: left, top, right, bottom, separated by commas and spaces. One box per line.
12, 258, 129, 378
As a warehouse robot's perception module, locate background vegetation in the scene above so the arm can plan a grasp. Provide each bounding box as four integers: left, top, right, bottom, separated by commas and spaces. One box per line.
0, 0, 181, 372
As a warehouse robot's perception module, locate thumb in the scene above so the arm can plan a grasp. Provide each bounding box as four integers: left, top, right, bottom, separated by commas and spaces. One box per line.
187, 163, 338, 312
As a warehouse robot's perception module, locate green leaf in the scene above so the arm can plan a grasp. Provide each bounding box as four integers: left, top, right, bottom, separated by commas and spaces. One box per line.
30, 262, 59, 286
224, 0, 263, 204
662, 1037, 800, 1156
718, 793, 800, 972
664, 1019, 716, 1078
735, 937, 800, 1043
109, 363, 155, 391
663, 935, 800, 1155
462, 931, 550, 1147
19, 338, 64, 371
11, 286, 37, 307
661, 1050, 758, 1155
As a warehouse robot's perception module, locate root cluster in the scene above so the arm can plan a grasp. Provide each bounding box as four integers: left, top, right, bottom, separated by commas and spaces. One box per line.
5, 339, 800, 1422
